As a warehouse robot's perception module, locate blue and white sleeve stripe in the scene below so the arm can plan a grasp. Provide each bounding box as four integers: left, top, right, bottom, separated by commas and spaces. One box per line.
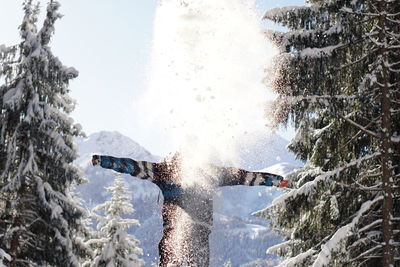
99, 155, 155, 181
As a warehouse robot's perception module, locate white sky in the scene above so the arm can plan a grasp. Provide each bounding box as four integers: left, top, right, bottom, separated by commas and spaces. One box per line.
1, 0, 303, 156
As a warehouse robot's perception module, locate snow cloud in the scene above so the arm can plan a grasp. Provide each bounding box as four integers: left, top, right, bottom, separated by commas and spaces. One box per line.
139, 0, 278, 186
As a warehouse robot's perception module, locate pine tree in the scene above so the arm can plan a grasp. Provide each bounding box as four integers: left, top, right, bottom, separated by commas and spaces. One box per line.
0, 1, 90, 266
257, 1, 400, 266
89, 173, 145, 267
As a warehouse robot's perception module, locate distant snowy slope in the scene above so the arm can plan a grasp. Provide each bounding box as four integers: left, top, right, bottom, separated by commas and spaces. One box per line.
75, 131, 162, 201
74, 131, 300, 266
211, 163, 298, 267
74, 131, 163, 265
211, 186, 282, 267
75, 131, 158, 168
236, 131, 303, 170
260, 162, 301, 177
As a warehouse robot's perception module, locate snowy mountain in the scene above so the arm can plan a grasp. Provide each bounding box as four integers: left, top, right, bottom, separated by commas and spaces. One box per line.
75, 131, 164, 265
235, 131, 302, 170
75, 131, 158, 168
74, 131, 301, 266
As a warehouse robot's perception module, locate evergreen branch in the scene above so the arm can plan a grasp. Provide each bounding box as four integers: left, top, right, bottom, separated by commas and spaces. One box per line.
20, 238, 44, 250
359, 219, 383, 233
314, 195, 384, 266
388, 68, 400, 73
348, 244, 383, 262
386, 30, 400, 39
262, 5, 319, 21
340, 121, 376, 150
335, 180, 382, 192
367, 34, 384, 48
387, 37, 400, 46
362, 255, 384, 259
339, 7, 379, 17
391, 136, 400, 143
358, 256, 374, 265
0, 60, 20, 65
355, 181, 382, 191
385, 60, 400, 67
387, 11, 400, 17
284, 95, 358, 107
26, 218, 49, 229
349, 231, 382, 250
339, 115, 380, 139
272, 153, 381, 207
389, 164, 400, 171
331, 35, 377, 53
386, 17, 400, 24
275, 248, 316, 267
359, 170, 382, 180
335, 49, 378, 71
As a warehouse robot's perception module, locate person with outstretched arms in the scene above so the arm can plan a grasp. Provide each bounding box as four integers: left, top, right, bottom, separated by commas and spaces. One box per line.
91, 153, 288, 267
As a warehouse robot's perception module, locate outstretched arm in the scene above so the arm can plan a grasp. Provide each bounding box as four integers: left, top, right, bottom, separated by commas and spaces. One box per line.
216, 166, 289, 187
92, 155, 157, 182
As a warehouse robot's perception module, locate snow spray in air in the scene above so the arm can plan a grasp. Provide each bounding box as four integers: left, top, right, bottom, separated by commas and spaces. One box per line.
141, 0, 278, 180
140, 0, 278, 263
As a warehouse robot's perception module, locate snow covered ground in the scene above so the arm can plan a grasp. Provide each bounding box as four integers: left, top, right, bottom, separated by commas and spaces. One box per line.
74, 131, 302, 266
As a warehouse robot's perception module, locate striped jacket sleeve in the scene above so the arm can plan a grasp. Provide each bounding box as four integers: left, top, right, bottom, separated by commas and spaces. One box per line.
92, 155, 156, 182
216, 166, 289, 187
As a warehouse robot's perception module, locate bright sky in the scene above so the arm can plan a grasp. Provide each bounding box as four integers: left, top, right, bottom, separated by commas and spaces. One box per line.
1, 0, 304, 156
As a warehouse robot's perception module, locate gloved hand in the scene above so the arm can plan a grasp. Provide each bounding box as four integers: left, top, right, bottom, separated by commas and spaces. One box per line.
260, 173, 289, 187
279, 179, 289, 187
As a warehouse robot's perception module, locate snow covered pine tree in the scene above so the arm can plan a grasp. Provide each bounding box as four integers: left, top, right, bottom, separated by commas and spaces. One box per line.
0, 1, 90, 266
92, 154, 288, 266
256, 1, 400, 266
88, 173, 144, 267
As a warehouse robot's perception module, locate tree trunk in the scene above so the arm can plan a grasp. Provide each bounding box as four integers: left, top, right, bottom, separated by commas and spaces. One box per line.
378, 1, 394, 265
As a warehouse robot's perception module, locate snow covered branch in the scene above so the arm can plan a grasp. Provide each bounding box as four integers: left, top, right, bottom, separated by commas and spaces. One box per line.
349, 244, 383, 263
270, 153, 380, 208
276, 248, 316, 267
359, 219, 383, 233
391, 136, 400, 143
312, 196, 383, 266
